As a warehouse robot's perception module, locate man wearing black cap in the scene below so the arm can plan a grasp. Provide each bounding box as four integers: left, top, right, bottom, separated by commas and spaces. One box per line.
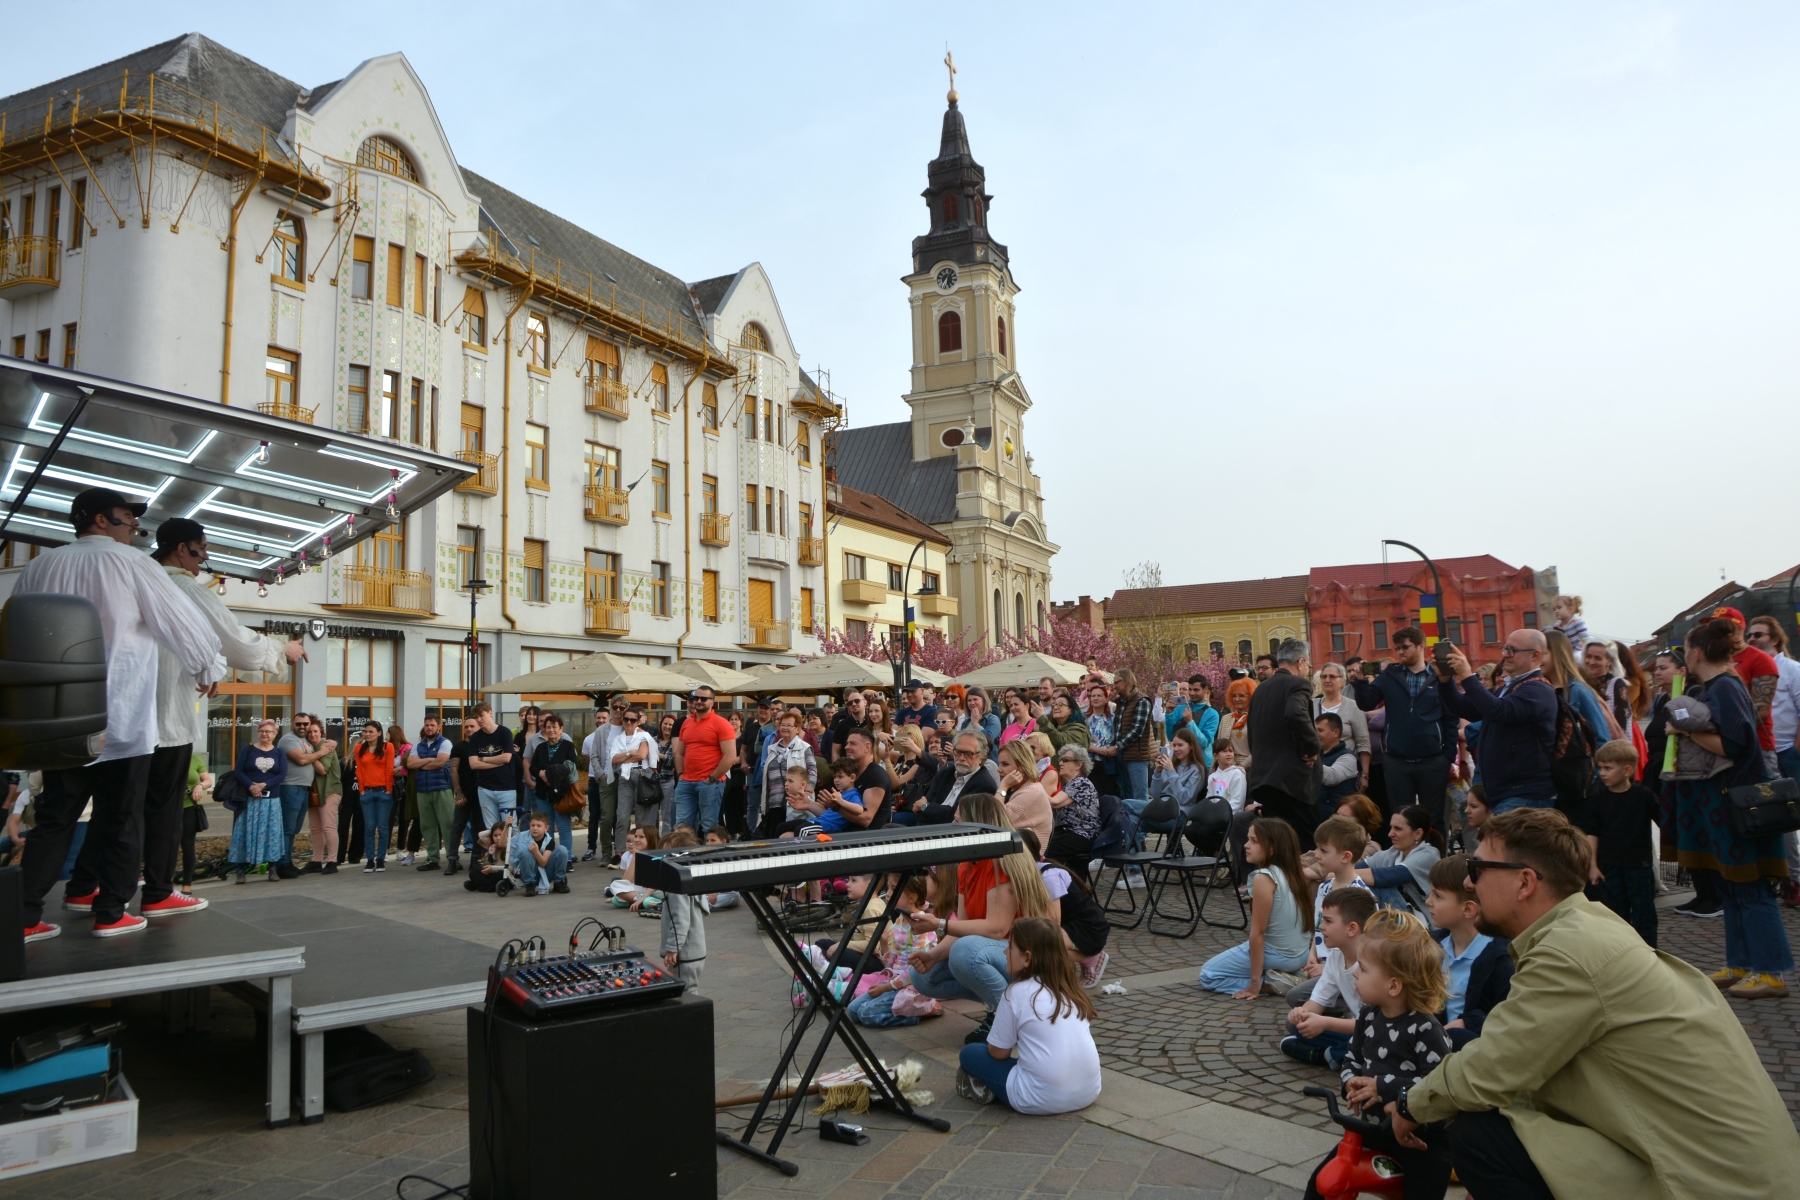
896, 680, 940, 730
13, 488, 225, 941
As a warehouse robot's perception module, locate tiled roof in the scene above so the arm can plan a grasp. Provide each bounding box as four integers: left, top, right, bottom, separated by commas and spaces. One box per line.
829, 484, 949, 546
689, 273, 737, 315
829, 422, 958, 526
1309, 555, 1517, 591
1106, 576, 1310, 621
461, 168, 706, 342
1754, 564, 1800, 588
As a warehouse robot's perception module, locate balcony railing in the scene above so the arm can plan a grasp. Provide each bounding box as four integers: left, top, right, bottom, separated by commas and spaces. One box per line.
797, 536, 824, 566
584, 378, 630, 419
699, 512, 731, 547
455, 450, 498, 495
743, 620, 791, 650
256, 399, 316, 424
0, 236, 60, 297
585, 484, 629, 525
585, 597, 630, 637
332, 565, 434, 617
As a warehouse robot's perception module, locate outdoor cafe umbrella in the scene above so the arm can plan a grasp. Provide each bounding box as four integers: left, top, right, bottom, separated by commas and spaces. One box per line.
665, 658, 761, 695
483, 652, 695, 698
754, 654, 896, 693
953, 651, 1092, 691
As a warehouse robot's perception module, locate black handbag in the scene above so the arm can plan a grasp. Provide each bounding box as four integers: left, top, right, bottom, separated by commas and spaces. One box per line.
1724, 776, 1800, 838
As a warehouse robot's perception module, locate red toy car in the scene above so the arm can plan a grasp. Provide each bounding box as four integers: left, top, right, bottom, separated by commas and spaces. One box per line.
1301, 1085, 1407, 1199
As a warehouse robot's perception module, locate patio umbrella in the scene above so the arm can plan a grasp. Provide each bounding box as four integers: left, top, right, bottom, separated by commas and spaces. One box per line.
666, 659, 761, 695
483, 652, 695, 697
953, 652, 1093, 691
754, 654, 896, 693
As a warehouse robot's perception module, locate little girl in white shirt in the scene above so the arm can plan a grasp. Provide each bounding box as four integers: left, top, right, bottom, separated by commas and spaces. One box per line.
1205, 743, 1247, 813
955, 916, 1102, 1114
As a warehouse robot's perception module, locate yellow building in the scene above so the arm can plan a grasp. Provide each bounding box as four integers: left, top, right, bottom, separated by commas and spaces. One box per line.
821, 481, 958, 646
1106, 577, 1309, 667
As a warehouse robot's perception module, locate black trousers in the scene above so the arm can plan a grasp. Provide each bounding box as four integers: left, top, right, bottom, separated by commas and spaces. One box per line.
68, 743, 190, 909
1383, 755, 1452, 829
1047, 827, 1094, 886
1446, 1109, 1555, 1200
23, 754, 154, 926
448, 795, 477, 861
1250, 784, 1316, 850
338, 788, 364, 862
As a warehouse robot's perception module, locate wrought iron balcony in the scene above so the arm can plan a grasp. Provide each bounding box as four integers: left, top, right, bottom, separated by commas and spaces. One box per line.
584, 378, 630, 419
0, 236, 60, 297
585, 597, 630, 637
742, 620, 791, 650
455, 450, 498, 495
331, 565, 434, 617
797, 536, 824, 566
585, 484, 629, 525
256, 399, 316, 424
699, 512, 731, 547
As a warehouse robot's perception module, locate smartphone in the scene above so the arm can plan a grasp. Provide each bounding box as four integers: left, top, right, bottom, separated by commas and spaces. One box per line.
1362, 662, 1381, 676
1433, 641, 1456, 669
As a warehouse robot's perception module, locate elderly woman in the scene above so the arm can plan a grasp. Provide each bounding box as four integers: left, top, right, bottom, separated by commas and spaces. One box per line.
1313, 663, 1371, 791
1224, 677, 1256, 774
1049, 744, 1102, 882
228, 719, 289, 884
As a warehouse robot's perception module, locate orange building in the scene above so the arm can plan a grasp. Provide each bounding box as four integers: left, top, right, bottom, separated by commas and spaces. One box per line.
1306, 557, 1558, 670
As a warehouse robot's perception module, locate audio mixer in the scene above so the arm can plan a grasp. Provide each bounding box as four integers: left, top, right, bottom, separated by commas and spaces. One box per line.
490, 947, 684, 1019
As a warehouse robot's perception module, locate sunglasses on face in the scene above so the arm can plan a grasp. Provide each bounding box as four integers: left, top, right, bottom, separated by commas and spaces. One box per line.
1464, 858, 1533, 883
622, 716, 639, 724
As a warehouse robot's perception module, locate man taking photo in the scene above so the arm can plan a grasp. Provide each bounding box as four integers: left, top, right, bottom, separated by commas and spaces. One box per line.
1349, 626, 1458, 827
1437, 631, 1558, 814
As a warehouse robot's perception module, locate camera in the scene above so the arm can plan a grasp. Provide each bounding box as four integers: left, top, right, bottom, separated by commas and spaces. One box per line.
1432, 641, 1456, 671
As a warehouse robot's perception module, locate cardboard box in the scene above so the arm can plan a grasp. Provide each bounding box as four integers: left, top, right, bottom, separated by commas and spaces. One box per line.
0, 1074, 136, 1179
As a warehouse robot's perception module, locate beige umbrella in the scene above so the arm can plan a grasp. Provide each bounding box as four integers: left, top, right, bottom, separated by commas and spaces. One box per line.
739, 663, 792, 683
953, 651, 1092, 691
483, 652, 695, 697
755, 653, 896, 693
666, 658, 761, 695
906, 664, 956, 688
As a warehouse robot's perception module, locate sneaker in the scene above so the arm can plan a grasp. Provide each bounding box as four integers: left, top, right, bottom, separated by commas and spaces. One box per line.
954, 1068, 994, 1105
401, 853, 414, 866
299, 862, 323, 875
91, 913, 148, 938
963, 1010, 996, 1045
1279, 1036, 1326, 1067
375, 861, 387, 873
322, 862, 338, 875
234, 872, 247, 885
141, 893, 209, 919
580, 849, 595, 862
1081, 951, 1111, 990
1728, 972, 1790, 999
417, 860, 440, 872
552, 880, 570, 894
23, 922, 60, 943
1682, 900, 1724, 919
363, 863, 375, 874
608, 855, 623, 868
1088, 858, 1104, 876
62, 889, 98, 914
1709, 966, 1749, 989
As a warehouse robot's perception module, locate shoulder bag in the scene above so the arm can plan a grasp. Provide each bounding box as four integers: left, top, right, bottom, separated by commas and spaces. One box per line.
1724, 776, 1800, 839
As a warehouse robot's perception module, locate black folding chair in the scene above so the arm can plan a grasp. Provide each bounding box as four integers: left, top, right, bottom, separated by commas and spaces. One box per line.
1098, 796, 1182, 930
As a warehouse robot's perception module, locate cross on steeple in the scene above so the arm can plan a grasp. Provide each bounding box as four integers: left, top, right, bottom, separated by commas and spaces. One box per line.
944, 49, 958, 103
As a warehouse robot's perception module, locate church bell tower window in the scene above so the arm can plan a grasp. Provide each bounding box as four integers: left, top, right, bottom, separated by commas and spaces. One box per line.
938, 311, 962, 353
943, 193, 958, 225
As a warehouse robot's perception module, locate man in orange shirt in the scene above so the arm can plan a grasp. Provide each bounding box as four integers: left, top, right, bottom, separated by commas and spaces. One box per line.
672, 687, 737, 833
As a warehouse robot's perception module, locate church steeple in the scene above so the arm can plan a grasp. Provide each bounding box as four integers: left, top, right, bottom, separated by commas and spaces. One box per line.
911, 66, 1008, 276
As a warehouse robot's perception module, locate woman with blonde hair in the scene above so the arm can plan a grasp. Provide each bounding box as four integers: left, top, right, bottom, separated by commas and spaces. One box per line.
995, 739, 1055, 852
1024, 731, 1060, 794
1546, 627, 1619, 747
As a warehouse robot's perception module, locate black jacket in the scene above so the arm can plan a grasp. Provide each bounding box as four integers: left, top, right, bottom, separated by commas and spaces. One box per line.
1246, 668, 1321, 816
1350, 664, 1457, 760
1443, 935, 1514, 1050
1438, 671, 1558, 804
922, 761, 1000, 813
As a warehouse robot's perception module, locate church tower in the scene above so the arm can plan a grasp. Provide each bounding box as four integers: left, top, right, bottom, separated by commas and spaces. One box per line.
900, 62, 1056, 647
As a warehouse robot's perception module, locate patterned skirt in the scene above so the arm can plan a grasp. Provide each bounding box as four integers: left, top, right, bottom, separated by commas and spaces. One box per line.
1662, 778, 1789, 884
228, 795, 287, 867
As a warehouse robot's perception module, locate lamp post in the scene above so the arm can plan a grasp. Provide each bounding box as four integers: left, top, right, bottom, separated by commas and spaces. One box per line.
464, 577, 491, 714
900, 538, 934, 692
1382, 539, 1445, 645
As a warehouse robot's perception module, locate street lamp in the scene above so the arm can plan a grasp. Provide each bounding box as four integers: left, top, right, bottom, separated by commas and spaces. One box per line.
464, 577, 491, 712
1382, 539, 1445, 645
900, 538, 934, 692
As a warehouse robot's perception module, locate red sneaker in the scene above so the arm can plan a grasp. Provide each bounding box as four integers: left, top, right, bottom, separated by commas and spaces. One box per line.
23, 922, 60, 943
140, 893, 209, 919
90, 913, 147, 938
62, 889, 98, 913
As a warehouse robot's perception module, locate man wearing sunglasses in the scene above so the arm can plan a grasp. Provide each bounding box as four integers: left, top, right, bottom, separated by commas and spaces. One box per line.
1436, 631, 1559, 815
672, 687, 736, 834
581, 701, 628, 865
1387, 807, 1800, 1200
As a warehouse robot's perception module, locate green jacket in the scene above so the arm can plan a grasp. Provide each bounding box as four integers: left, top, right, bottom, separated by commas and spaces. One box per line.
1043, 715, 1091, 752
1409, 893, 1800, 1200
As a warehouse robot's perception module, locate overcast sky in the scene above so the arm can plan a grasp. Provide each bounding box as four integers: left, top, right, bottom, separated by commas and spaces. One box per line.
23, 3, 1799, 640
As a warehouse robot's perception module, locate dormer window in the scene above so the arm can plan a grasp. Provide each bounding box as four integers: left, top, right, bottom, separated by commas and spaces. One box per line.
356, 135, 419, 182
938, 311, 962, 353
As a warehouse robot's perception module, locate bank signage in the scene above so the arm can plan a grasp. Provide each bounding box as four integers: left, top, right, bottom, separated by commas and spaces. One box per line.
261, 619, 405, 642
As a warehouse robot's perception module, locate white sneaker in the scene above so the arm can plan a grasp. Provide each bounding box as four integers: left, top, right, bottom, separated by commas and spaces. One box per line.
1088, 858, 1104, 875
401, 853, 414, 865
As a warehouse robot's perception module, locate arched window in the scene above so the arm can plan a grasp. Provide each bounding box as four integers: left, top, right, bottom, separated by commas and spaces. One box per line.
943, 193, 959, 224
356, 135, 419, 182
1236, 639, 1252, 663
273, 217, 304, 284
1185, 643, 1199, 661
1209, 641, 1224, 660
996, 315, 1006, 357
740, 322, 769, 351
938, 311, 962, 354
993, 589, 1004, 641
1015, 593, 1026, 636
1269, 637, 1281, 656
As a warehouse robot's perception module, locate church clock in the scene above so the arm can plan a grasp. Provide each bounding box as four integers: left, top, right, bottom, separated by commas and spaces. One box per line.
936, 266, 958, 291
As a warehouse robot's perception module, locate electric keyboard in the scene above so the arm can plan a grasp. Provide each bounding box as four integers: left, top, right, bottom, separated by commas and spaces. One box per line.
491, 947, 685, 1019
634, 823, 1021, 894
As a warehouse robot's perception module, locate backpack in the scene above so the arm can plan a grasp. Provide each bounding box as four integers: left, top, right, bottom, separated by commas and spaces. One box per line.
1090, 793, 1133, 858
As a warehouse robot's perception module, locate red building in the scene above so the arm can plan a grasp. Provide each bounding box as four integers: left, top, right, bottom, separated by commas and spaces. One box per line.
1306, 556, 1557, 670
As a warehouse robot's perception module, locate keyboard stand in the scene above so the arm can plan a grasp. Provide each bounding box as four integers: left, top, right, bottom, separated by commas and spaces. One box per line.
718, 872, 952, 1175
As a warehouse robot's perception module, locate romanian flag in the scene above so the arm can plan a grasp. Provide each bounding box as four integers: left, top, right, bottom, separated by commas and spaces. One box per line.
1418, 594, 1440, 645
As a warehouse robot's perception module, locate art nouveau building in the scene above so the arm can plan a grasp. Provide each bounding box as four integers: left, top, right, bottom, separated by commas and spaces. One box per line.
0, 34, 833, 760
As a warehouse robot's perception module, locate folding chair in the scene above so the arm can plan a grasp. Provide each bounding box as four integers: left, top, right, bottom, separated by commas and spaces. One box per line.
1098, 796, 1182, 930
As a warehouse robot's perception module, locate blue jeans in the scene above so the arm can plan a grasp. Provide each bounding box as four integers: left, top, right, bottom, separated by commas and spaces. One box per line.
1282, 1021, 1352, 1069
532, 795, 574, 850
477, 786, 515, 830
359, 789, 394, 863
1121, 761, 1150, 802
1198, 940, 1309, 994
958, 1042, 1016, 1104
1488, 793, 1555, 816
510, 841, 569, 891
278, 784, 312, 867
1721, 878, 1795, 975
848, 988, 918, 1029
1123, 797, 1194, 851
673, 778, 725, 834
909, 934, 1011, 1011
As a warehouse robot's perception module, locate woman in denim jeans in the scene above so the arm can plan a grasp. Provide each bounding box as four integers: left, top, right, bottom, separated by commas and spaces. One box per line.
352, 721, 397, 873
904, 794, 1053, 1046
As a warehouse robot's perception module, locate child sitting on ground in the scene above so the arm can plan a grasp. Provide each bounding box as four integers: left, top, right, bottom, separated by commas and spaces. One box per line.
1578, 740, 1661, 947
955, 916, 1102, 1115
605, 825, 661, 912
659, 828, 707, 993
1282, 886, 1376, 1070
464, 820, 510, 892
703, 825, 740, 910
1309, 910, 1454, 1199
847, 876, 942, 1028
1427, 855, 1513, 1051
1022, 828, 1111, 990
1295, 816, 1374, 1005
508, 811, 570, 895
814, 872, 889, 973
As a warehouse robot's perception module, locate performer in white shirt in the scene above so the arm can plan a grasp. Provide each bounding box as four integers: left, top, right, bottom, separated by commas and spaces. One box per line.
13, 488, 225, 941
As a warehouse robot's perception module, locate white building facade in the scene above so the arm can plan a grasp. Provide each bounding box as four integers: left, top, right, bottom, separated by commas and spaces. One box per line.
0, 35, 833, 763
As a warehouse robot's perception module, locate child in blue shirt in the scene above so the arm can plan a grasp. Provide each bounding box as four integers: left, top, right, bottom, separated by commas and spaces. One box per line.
809, 759, 867, 834
1426, 854, 1513, 1050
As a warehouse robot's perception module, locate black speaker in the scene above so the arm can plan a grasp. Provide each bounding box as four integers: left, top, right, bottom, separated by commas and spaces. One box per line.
468, 994, 716, 1200
0, 867, 19, 982
0, 593, 107, 772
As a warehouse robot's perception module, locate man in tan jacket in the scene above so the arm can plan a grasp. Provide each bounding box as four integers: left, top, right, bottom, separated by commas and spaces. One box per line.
1389, 808, 1800, 1199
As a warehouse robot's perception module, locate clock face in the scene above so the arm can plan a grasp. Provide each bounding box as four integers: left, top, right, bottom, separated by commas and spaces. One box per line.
936, 267, 958, 291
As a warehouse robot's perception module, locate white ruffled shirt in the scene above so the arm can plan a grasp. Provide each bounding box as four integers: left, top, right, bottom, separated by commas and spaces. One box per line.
156, 566, 289, 749
15, 536, 225, 762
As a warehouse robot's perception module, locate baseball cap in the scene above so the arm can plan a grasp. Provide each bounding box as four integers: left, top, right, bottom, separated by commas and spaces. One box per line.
905, 678, 927, 689
1712, 606, 1747, 628
69, 486, 146, 531
154, 517, 206, 553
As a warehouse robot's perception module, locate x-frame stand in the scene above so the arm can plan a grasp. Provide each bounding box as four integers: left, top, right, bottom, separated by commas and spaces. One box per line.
719, 872, 952, 1175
